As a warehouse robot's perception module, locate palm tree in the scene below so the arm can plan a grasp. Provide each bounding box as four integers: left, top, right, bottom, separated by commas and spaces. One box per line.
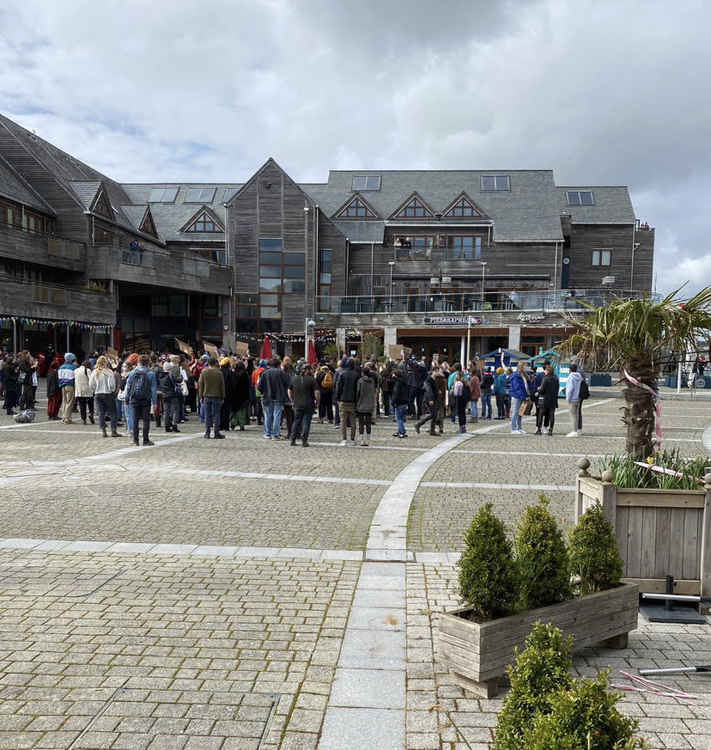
558, 288, 711, 460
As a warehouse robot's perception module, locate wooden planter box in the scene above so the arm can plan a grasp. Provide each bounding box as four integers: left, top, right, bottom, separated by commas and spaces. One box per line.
438, 583, 638, 698
576, 468, 711, 597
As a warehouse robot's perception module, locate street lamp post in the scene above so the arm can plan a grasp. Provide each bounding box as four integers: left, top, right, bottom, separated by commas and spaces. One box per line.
480, 261, 487, 305
388, 261, 395, 311
305, 317, 315, 358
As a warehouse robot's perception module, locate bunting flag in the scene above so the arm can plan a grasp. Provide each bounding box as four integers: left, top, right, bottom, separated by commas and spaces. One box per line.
0, 316, 112, 332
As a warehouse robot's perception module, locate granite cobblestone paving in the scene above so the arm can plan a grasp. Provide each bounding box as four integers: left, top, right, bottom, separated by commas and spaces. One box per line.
0, 393, 709, 748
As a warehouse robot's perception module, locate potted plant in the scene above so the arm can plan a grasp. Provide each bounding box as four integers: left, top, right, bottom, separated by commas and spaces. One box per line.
492, 622, 647, 749
438, 497, 637, 697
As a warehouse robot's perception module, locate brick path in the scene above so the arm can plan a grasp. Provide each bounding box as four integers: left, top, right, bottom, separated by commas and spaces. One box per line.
0, 391, 709, 748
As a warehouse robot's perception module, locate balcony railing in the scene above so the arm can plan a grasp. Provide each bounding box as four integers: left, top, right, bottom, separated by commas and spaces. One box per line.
316, 289, 659, 315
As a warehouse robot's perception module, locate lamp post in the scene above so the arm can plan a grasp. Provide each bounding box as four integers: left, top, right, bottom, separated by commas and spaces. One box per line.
480, 261, 487, 305
305, 317, 315, 359
388, 261, 395, 311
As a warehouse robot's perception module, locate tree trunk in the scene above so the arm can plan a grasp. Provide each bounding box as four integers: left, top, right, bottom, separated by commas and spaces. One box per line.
621, 357, 656, 460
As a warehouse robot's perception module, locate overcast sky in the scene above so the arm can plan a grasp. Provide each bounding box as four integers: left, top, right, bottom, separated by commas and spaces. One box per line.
1, 0, 709, 296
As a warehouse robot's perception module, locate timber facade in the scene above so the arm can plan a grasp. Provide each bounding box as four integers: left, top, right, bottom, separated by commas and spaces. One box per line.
0, 111, 655, 359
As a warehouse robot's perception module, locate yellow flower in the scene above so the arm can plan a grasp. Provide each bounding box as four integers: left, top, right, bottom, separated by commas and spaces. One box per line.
646, 456, 655, 465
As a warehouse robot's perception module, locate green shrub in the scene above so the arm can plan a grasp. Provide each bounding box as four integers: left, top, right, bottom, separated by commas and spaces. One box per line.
599, 449, 707, 490
526, 670, 646, 749
569, 503, 624, 596
514, 495, 571, 610
457, 503, 519, 620
492, 622, 572, 750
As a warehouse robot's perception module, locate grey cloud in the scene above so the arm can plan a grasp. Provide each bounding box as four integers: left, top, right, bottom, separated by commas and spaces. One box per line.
0, 0, 710, 294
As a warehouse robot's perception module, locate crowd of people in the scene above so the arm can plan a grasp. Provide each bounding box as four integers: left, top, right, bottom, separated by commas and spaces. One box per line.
0, 348, 590, 444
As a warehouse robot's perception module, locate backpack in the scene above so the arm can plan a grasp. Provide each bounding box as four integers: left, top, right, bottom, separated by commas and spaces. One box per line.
130, 370, 151, 403
453, 380, 464, 397
14, 409, 35, 423
579, 378, 590, 400
320, 369, 333, 390
481, 372, 493, 389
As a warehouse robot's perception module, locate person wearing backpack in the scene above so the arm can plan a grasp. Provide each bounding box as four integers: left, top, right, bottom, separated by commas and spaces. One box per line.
124, 354, 158, 446
479, 367, 493, 420
565, 363, 584, 437
452, 372, 470, 434
158, 361, 181, 433
316, 363, 334, 423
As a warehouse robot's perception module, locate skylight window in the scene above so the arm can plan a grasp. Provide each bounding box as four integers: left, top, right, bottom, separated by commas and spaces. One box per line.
185, 187, 216, 203
148, 187, 178, 203
481, 175, 510, 191
351, 175, 381, 191
566, 190, 594, 206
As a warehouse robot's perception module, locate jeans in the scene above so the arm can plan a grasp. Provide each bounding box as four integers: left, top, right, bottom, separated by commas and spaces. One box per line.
395, 404, 407, 436
77, 396, 94, 421
164, 397, 181, 429
481, 391, 492, 419
204, 397, 224, 435
292, 408, 313, 442
131, 402, 151, 443
263, 402, 283, 437
416, 402, 438, 433
511, 397, 523, 431
495, 393, 506, 418
124, 400, 133, 433
95, 393, 116, 432
469, 399, 478, 420
569, 400, 581, 432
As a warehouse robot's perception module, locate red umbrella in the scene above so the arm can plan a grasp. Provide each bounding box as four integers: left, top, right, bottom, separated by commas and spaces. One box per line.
259, 335, 272, 361
307, 338, 318, 365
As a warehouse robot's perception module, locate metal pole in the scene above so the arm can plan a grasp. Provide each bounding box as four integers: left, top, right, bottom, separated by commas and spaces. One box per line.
304, 317, 308, 359
677, 358, 682, 394
466, 318, 471, 367
66, 321, 70, 352
481, 263, 486, 305
12, 318, 17, 353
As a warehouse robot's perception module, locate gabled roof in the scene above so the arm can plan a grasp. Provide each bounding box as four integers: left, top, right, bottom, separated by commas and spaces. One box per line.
442, 191, 490, 220
389, 191, 435, 220
180, 205, 225, 233
139, 206, 159, 238
89, 184, 113, 219
0, 153, 55, 215
332, 192, 379, 219
557, 186, 636, 224
302, 170, 565, 242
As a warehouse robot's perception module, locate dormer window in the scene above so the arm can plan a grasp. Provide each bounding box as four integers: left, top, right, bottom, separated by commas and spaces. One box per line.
336, 195, 377, 218
393, 193, 434, 219
183, 209, 224, 233
443, 194, 481, 217
351, 175, 381, 191
567, 190, 594, 206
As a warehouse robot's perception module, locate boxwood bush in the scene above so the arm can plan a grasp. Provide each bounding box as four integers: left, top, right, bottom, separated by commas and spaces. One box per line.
569, 502, 624, 596
457, 503, 519, 620
514, 495, 571, 610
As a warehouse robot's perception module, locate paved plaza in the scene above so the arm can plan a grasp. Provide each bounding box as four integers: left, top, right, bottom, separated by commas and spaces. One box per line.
1, 390, 710, 749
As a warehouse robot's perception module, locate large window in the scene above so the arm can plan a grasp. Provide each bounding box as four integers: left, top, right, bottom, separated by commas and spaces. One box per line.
444, 196, 479, 217
337, 196, 376, 218
396, 235, 433, 260
481, 175, 510, 191
258, 238, 305, 329
567, 190, 594, 206
444, 236, 481, 260
351, 175, 381, 191
592, 249, 611, 266
395, 195, 433, 218
185, 211, 221, 233
319, 248, 332, 300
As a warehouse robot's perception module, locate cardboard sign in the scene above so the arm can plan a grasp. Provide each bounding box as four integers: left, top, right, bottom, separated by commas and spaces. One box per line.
388, 345, 412, 360
106, 346, 119, 367
204, 342, 219, 357
235, 341, 250, 357
175, 338, 194, 356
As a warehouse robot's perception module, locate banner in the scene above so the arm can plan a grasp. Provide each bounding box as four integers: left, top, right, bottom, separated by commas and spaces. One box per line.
388, 345, 412, 360
175, 338, 194, 356
204, 341, 219, 357
106, 347, 119, 367
235, 341, 250, 356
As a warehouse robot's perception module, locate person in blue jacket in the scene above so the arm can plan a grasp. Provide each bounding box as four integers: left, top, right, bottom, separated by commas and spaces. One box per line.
58, 353, 78, 424
125, 354, 158, 446
509, 361, 530, 434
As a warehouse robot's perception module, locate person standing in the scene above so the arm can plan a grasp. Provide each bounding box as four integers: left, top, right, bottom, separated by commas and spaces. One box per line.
46, 360, 61, 420
493, 367, 507, 419
198, 357, 226, 439
468, 369, 481, 424
355, 364, 376, 446
509, 361, 529, 435
289, 363, 319, 447
316, 363, 334, 423
257, 358, 290, 440
158, 361, 181, 433
535, 363, 559, 435
391, 369, 409, 438
90, 356, 120, 437
125, 354, 158, 446
18, 353, 35, 410
232, 360, 250, 431
415, 368, 439, 435
58, 353, 78, 424
74, 359, 95, 425
433, 365, 447, 434
480, 367, 493, 420
335, 358, 359, 446
565, 363, 583, 437
452, 372, 470, 434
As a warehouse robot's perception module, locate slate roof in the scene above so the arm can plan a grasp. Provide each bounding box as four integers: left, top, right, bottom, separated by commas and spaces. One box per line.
302, 170, 566, 243
557, 186, 636, 224
0, 154, 55, 214
120, 184, 239, 242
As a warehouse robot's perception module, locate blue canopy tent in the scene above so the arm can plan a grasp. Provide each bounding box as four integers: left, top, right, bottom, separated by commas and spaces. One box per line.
482, 348, 530, 368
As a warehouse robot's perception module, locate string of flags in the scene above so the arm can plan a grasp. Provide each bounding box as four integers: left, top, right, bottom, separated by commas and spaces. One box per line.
0, 316, 112, 332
